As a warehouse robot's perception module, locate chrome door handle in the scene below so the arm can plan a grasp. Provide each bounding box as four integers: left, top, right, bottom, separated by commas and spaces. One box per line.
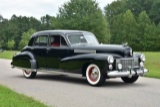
30, 47, 34, 50
47, 48, 51, 51
47, 48, 51, 53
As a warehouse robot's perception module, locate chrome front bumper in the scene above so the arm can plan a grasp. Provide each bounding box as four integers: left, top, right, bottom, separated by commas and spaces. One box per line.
107, 68, 148, 78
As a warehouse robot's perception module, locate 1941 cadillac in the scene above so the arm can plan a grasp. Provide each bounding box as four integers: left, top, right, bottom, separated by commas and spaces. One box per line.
11, 30, 148, 86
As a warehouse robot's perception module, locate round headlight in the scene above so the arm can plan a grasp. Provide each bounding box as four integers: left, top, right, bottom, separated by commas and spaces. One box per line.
108, 56, 114, 64
109, 64, 113, 70
118, 63, 122, 70
140, 54, 146, 62
140, 62, 144, 68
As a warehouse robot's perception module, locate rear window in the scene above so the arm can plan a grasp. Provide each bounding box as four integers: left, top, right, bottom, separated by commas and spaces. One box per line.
34, 36, 48, 46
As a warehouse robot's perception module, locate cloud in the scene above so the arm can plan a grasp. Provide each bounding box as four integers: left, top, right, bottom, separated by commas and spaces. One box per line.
0, 0, 115, 19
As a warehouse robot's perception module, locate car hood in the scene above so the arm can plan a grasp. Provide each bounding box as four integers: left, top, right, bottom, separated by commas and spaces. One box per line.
71, 44, 132, 58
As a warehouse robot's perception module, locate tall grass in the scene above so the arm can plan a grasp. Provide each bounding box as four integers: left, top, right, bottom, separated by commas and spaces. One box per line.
0, 85, 48, 107
144, 52, 160, 79
0, 50, 19, 59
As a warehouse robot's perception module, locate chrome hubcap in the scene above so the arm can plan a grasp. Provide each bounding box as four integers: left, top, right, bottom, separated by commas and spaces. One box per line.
89, 67, 99, 82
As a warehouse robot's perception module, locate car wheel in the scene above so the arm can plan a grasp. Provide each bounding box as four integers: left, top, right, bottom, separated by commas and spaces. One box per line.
86, 64, 105, 86
23, 70, 37, 79
121, 76, 139, 83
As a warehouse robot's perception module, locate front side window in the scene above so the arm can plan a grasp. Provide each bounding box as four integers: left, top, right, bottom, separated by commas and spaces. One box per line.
34, 35, 48, 46
50, 36, 60, 47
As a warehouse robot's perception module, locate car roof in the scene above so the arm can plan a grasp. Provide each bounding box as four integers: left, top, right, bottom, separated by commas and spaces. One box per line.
31, 30, 92, 37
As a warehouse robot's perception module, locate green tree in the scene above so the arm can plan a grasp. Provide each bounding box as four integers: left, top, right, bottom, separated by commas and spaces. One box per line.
137, 11, 152, 51
51, 16, 59, 29
7, 40, 15, 50
104, 0, 160, 51
40, 14, 54, 30
110, 13, 124, 44
105, 0, 154, 20
155, 23, 160, 50
19, 28, 36, 49
149, 2, 160, 25
125, 0, 154, 17
0, 14, 42, 50
104, 0, 158, 28
104, 0, 126, 22
55, 0, 109, 43
143, 23, 157, 51
121, 10, 137, 46
110, 10, 137, 49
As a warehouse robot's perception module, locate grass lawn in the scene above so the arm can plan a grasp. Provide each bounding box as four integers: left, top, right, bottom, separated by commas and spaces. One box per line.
144, 52, 160, 79
0, 50, 19, 59
0, 84, 48, 107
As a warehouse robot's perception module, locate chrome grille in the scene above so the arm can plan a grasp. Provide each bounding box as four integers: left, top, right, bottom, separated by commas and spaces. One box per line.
116, 58, 139, 71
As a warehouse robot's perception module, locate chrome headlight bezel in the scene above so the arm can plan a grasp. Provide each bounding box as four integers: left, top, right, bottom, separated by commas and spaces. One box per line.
140, 62, 144, 68
140, 54, 146, 62
108, 56, 114, 64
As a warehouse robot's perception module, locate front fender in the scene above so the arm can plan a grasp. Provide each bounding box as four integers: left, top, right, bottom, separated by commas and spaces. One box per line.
133, 53, 141, 58
60, 54, 112, 74
11, 51, 37, 70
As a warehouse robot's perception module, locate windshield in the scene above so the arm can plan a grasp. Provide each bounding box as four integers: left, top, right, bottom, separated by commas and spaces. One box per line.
67, 32, 99, 45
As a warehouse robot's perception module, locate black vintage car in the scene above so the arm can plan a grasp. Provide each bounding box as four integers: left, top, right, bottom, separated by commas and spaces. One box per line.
11, 30, 148, 86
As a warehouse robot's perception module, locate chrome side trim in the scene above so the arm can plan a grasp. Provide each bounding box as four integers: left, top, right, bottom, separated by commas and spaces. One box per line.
37, 68, 83, 77
74, 49, 96, 53
107, 68, 148, 78
13, 66, 82, 77
37, 68, 63, 72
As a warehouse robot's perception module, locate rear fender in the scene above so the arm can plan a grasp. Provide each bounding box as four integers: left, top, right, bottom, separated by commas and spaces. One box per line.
11, 51, 37, 71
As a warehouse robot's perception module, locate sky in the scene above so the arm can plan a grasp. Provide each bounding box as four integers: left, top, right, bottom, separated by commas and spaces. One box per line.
0, 0, 116, 20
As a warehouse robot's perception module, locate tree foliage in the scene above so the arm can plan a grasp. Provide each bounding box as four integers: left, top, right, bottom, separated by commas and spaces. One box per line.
0, 14, 53, 50
149, 2, 160, 25
7, 40, 15, 50
19, 29, 36, 49
0, 0, 160, 51
105, 0, 160, 51
56, 0, 109, 43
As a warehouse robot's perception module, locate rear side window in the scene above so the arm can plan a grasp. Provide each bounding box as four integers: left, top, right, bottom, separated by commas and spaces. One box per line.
34, 36, 48, 46
50, 35, 67, 47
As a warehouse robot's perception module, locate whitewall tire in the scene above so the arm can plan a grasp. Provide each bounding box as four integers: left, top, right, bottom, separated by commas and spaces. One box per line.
23, 70, 37, 79
86, 64, 105, 86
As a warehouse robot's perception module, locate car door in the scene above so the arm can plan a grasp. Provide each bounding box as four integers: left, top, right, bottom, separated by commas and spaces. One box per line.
47, 35, 70, 69
31, 35, 49, 69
